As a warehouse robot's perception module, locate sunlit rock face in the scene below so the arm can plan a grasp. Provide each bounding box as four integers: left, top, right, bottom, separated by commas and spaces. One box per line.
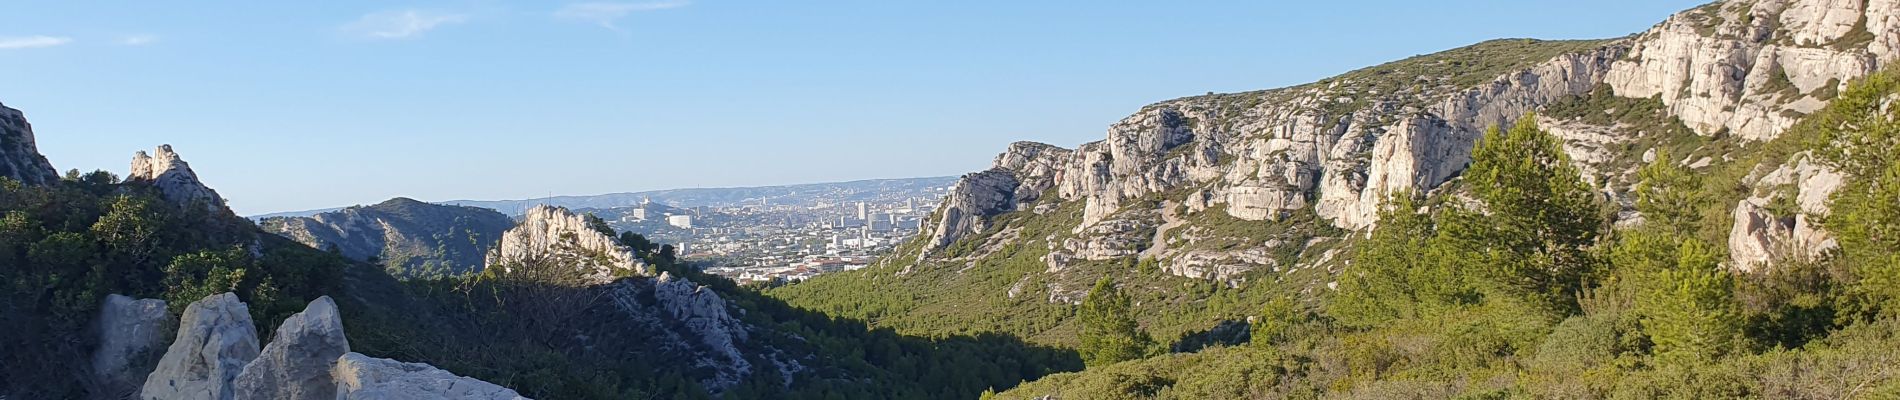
486, 205, 648, 280
127, 144, 228, 211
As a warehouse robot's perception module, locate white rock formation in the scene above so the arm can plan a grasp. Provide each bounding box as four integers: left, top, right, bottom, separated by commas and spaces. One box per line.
0, 101, 58, 185
486, 205, 647, 279
233, 296, 350, 400
912, 0, 1900, 282
91, 295, 172, 398
331, 353, 530, 400
126, 145, 227, 211
1607, 0, 1900, 141
1728, 153, 1846, 271
140, 293, 259, 400
918, 142, 1072, 257
652, 272, 751, 388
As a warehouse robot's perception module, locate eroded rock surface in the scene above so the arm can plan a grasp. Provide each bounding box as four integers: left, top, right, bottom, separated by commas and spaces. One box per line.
331, 353, 530, 400
127, 145, 227, 211
487, 205, 647, 280
233, 296, 350, 400
140, 293, 259, 400
91, 295, 172, 398
0, 101, 57, 185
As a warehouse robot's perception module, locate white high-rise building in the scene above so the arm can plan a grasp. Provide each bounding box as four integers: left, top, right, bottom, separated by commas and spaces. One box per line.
667, 215, 694, 229
856, 202, 869, 220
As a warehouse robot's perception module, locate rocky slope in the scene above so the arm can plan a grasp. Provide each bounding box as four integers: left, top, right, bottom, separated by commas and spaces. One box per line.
769, 0, 1900, 354
483, 205, 781, 392
260, 198, 513, 278
0, 101, 58, 185
916, 0, 1900, 284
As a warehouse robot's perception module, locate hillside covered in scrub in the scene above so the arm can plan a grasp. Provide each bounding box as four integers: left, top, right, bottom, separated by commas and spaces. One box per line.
770, 0, 1900, 397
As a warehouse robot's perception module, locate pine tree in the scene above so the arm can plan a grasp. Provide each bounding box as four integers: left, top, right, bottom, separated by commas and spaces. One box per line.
1078, 276, 1153, 367
1632, 238, 1742, 365
1451, 115, 1604, 313
1633, 149, 1705, 234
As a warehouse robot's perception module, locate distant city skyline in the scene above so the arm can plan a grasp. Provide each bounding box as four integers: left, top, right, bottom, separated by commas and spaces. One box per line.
0, 0, 1705, 215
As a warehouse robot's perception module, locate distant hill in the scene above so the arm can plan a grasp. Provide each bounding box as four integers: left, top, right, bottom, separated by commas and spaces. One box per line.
441, 176, 957, 215
248, 176, 957, 218
259, 197, 513, 278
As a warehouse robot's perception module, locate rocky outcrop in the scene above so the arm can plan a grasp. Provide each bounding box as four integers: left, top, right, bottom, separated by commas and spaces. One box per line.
233, 296, 350, 400
141, 293, 259, 400
598, 272, 761, 392
0, 101, 58, 185
90, 295, 172, 398
919, 142, 1072, 257
261, 198, 514, 277
331, 353, 530, 400
1607, 0, 1900, 141
1728, 153, 1845, 271
652, 272, 751, 388
486, 205, 647, 280
126, 145, 227, 211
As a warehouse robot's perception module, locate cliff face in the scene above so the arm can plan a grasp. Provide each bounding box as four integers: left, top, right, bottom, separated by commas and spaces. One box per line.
487, 205, 648, 280
915, 0, 1900, 282
261, 198, 513, 278
917, 142, 1073, 258
0, 101, 59, 185
1607, 0, 1900, 141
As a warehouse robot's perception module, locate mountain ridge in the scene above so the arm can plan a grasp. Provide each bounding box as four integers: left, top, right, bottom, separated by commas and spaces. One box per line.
248, 176, 957, 219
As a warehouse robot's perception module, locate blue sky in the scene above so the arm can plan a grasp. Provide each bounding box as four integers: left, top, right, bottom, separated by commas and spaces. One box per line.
0, 0, 1707, 215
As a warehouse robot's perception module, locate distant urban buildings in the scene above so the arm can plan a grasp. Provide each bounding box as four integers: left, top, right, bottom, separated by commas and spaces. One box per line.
588, 186, 950, 285
667, 215, 694, 229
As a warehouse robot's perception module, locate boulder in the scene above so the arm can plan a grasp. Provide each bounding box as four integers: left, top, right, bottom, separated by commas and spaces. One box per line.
331, 352, 530, 400
90, 295, 172, 398
232, 296, 350, 400
140, 293, 259, 400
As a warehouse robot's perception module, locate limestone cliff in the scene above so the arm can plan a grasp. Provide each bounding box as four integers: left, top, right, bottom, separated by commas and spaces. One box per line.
1607, 0, 1900, 141
482, 205, 788, 392
487, 205, 648, 280
0, 101, 57, 185
918, 141, 1073, 258
126, 145, 227, 212
914, 0, 1900, 281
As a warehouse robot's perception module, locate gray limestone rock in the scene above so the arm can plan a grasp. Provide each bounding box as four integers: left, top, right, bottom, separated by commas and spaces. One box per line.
486, 205, 647, 280
140, 293, 259, 400
331, 353, 530, 400
0, 101, 58, 185
232, 296, 350, 400
90, 295, 172, 399
126, 145, 227, 211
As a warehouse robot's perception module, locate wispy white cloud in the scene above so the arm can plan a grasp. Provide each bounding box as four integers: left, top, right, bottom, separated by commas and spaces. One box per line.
342, 10, 469, 39
119, 34, 159, 46
0, 35, 73, 49
554, 1, 690, 31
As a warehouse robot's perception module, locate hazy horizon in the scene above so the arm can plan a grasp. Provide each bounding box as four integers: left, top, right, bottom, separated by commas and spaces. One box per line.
1, 0, 1704, 215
